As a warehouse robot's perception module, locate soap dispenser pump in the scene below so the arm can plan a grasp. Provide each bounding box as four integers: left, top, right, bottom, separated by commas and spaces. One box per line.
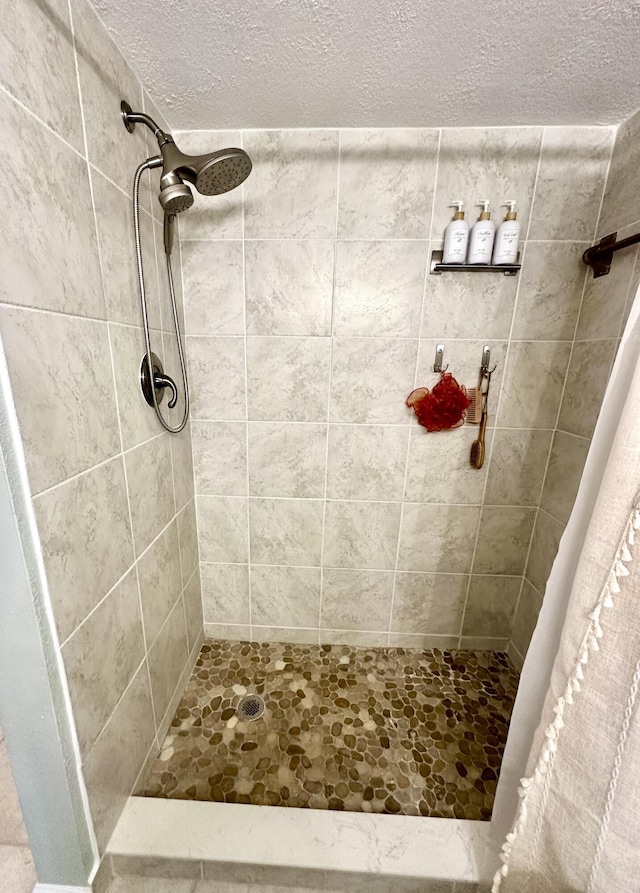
467, 201, 495, 265
492, 200, 520, 264
442, 201, 469, 263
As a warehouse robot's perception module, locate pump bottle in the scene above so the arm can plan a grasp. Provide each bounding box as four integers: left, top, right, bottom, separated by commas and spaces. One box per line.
442, 201, 469, 263
492, 201, 520, 264
467, 201, 495, 265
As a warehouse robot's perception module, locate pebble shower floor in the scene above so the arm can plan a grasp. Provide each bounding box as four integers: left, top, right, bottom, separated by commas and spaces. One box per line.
140, 639, 519, 820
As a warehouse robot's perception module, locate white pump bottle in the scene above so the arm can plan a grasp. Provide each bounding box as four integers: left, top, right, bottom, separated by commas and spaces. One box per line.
467, 201, 495, 264
492, 200, 520, 264
442, 201, 469, 264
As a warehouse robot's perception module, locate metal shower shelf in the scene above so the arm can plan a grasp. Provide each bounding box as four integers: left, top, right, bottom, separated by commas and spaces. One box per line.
430, 249, 521, 276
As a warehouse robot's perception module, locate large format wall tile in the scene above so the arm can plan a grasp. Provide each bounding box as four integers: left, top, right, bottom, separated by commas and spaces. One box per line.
338, 129, 439, 239
484, 428, 553, 507
558, 340, 617, 438
243, 130, 339, 238
62, 568, 144, 756
251, 566, 321, 628
201, 563, 250, 625
526, 510, 566, 595
598, 108, 640, 236
398, 504, 480, 573
182, 241, 244, 336
577, 242, 639, 341
246, 336, 331, 422
109, 323, 162, 450
250, 498, 324, 567
170, 428, 195, 514
147, 598, 189, 722
197, 496, 248, 564
404, 424, 489, 505
462, 576, 521, 638
421, 266, 518, 341
192, 421, 247, 496
248, 423, 326, 498
33, 455, 133, 642
177, 500, 200, 585
497, 341, 572, 430
327, 424, 409, 501
187, 336, 246, 420
321, 569, 394, 632
473, 506, 536, 575
391, 573, 468, 636
137, 521, 183, 646
0, 307, 120, 494
125, 434, 176, 556
323, 500, 402, 570
540, 431, 590, 524
511, 580, 543, 658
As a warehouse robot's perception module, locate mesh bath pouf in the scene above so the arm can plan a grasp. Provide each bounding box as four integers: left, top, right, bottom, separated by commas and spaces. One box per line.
406, 372, 471, 432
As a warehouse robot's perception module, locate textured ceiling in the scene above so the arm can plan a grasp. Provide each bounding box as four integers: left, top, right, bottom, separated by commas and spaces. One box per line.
94, 0, 640, 129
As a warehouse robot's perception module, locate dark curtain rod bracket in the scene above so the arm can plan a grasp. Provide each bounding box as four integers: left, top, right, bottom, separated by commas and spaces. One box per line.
583, 231, 640, 278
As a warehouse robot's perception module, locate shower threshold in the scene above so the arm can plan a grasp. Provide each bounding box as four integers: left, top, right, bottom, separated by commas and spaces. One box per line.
137, 639, 519, 821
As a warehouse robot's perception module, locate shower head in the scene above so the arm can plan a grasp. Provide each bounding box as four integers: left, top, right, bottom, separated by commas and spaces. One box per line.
159, 138, 252, 197
159, 180, 194, 214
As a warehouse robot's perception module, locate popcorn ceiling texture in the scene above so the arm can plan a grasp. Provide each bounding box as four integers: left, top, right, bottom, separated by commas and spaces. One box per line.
92, 0, 640, 129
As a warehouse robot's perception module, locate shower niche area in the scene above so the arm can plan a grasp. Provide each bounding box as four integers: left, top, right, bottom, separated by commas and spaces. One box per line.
2, 0, 640, 890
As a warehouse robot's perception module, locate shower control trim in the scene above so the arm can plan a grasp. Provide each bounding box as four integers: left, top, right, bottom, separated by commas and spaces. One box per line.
140, 353, 178, 409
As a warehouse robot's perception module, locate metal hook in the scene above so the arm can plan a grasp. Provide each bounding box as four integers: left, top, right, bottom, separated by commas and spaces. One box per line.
433, 344, 449, 374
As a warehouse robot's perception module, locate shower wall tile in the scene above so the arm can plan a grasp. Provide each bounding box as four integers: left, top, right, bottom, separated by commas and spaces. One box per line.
170, 426, 196, 513
337, 128, 439, 239
147, 597, 189, 722
391, 573, 468, 636
323, 500, 402, 571
32, 455, 133, 642
403, 425, 490, 505
397, 504, 480, 573
252, 626, 319, 645
525, 510, 565, 595
192, 421, 248, 496
497, 340, 572, 430
598, 108, 640, 236
183, 566, 205, 654
243, 130, 339, 238
321, 569, 394, 632
540, 431, 590, 524
511, 242, 588, 341
248, 422, 327, 498
201, 563, 250, 625
415, 339, 508, 401
61, 568, 144, 756
187, 336, 246, 420
333, 241, 426, 337
251, 566, 321, 629
510, 580, 543, 659
250, 498, 324, 567
125, 434, 176, 556
558, 339, 617, 439
246, 336, 331, 422
0, 307, 120, 494
245, 240, 334, 336
137, 520, 183, 646
421, 267, 518, 341
528, 126, 614, 241
198, 496, 248, 564
1, 91, 104, 319
177, 500, 200, 585
461, 576, 521, 638
109, 323, 162, 450
576, 242, 639, 341
182, 241, 244, 335
326, 424, 409, 501
484, 428, 553, 507
472, 506, 536, 576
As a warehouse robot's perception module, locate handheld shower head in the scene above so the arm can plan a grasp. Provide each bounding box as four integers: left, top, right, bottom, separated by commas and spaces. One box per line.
159, 180, 194, 214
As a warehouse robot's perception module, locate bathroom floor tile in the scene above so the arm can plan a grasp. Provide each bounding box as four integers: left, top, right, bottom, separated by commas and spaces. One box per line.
139, 639, 519, 821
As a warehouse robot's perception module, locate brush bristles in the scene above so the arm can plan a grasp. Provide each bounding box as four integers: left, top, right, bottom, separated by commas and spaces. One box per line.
466, 387, 482, 424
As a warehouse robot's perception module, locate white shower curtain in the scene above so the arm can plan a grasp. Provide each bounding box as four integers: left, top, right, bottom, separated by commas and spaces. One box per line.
491, 284, 640, 893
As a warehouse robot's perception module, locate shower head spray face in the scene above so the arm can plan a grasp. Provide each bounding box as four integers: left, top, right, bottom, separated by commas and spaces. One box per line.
160, 138, 252, 197
159, 181, 194, 214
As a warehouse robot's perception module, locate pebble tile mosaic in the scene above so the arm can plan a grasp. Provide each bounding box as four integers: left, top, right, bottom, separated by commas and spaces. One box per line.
139, 640, 519, 820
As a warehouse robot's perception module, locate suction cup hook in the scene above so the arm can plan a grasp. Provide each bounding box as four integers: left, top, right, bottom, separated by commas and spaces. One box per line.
121, 100, 135, 133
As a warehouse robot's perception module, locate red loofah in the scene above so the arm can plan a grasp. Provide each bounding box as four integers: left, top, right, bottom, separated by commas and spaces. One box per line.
406, 372, 471, 432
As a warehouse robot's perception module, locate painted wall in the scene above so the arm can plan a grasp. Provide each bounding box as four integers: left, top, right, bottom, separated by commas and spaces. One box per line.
511, 106, 640, 668
176, 124, 615, 651
0, 0, 202, 855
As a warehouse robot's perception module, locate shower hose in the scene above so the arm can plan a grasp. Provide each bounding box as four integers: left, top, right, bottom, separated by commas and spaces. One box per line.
132, 158, 190, 433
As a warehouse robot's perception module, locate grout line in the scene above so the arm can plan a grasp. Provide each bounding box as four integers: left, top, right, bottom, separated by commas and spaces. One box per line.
0, 80, 86, 162
239, 132, 253, 638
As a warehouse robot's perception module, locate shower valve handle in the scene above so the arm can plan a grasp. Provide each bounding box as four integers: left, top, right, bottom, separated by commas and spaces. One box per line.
154, 372, 179, 409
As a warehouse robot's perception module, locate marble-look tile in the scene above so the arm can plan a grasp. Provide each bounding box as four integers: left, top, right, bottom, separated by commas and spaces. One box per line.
321, 569, 394, 631
177, 500, 200, 585
397, 504, 480, 573
200, 563, 250, 625
540, 431, 590, 524
171, 427, 195, 513
182, 241, 244, 335
421, 265, 518, 340
598, 109, 640, 236
323, 500, 402, 570
330, 338, 417, 424
319, 629, 389, 646
414, 339, 508, 406
577, 243, 639, 340
473, 506, 536, 576
62, 568, 144, 756
70, 0, 147, 193
484, 428, 553, 506
251, 565, 321, 628
526, 510, 565, 595
558, 339, 617, 439
112, 873, 198, 890
33, 455, 133, 641
338, 128, 439, 239
497, 341, 572, 429
137, 521, 183, 646
391, 573, 468, 636
0, 0, 82, 148
507, 640, 524, 672
192, 421, 247, 496
250, 498, 324, 567
326, 424, 409, 501
83, 663, 155, 852
431, 127, 543, 240
125, 435, 176, 556
204, 623, 251, 641
92, 852, 114, 893
459, 637, 509, 651
109, 323, 163, 450
0, 844, 37, 893
147, 598, 189, 723
0, 739, 29, 846
183, 566, 204, 654
92, 170, 159, 328
247, 336, 331, 422
529, 126, 614, 241
462, 576, 521, 638
248, 422, 327, 498
187, 336, 246, 420
243, 130, 339, 238
245, 240, 334, 336
333, 241, 426, 337
1, 91, 103, 318
251, 626, 319, 645
510, 580, 543, 659
197, 496, 248, 564
388, 633, 459, 649
172, 131, 243, 239
403, 424, 490, 505
511, 242, 588, 341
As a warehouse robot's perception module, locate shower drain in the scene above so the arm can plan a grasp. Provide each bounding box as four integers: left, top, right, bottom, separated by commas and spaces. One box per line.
236, 694, 265, 721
